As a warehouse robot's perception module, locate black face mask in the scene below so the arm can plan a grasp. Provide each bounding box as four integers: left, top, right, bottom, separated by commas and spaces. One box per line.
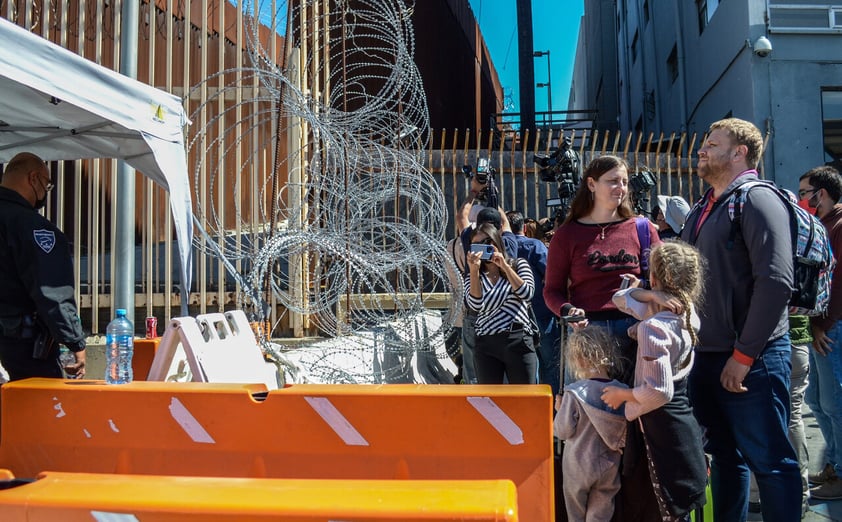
31, 178, 48, 210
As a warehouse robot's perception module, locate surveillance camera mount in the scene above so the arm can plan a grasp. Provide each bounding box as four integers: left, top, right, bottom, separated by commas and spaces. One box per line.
752, 35, 772, 57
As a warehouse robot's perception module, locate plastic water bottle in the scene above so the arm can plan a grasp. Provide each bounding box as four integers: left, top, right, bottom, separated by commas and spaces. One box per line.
105, 308, 134, 384
59, 346, 75, 368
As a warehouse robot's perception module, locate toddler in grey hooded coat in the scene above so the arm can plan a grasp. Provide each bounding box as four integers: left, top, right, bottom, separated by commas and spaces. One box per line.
554, 325, 628, 522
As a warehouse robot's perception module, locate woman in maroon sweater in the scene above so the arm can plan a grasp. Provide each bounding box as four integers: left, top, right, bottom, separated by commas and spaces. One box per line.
544, 155, 660, 381
545, 155, 662, 521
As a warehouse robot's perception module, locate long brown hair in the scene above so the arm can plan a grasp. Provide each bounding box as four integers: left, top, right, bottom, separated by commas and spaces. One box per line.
564, 155, 635, 224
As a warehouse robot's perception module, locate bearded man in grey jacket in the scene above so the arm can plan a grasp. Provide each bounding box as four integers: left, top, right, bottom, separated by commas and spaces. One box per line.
681, 118, 800, 522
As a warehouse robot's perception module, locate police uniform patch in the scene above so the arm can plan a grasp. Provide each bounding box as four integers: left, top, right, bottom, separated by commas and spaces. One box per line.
33, 229, 56, 253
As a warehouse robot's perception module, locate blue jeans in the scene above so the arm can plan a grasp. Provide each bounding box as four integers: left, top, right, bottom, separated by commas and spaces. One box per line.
689, 336, 800, 522
536, 316, 561, 395
805, 321, 842, 474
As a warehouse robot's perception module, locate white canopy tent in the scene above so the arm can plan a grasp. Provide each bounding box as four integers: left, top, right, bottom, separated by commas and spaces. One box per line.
0, 17, 193, 307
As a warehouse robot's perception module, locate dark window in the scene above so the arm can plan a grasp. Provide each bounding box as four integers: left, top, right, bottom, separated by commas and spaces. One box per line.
667, 45, 678, 84
696, 0, 708, 32
822, 89, 842, 167
696, 0, 721, 32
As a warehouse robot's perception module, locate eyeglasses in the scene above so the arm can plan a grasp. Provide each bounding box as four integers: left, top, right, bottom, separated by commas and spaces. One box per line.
798, 188, 818, 199
34, 174, 54, 192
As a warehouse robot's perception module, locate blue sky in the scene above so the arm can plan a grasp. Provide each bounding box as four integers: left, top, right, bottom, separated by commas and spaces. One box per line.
467, 0, 585, 115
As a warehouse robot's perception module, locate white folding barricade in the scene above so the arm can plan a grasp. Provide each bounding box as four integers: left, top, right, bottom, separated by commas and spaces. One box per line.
146, 310, 280, 389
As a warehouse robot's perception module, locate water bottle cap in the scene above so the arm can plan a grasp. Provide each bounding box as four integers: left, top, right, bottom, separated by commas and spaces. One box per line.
116, 308, 127, 317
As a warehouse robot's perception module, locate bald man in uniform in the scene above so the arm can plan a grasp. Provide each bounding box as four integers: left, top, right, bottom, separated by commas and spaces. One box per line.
0, 152, 86, 379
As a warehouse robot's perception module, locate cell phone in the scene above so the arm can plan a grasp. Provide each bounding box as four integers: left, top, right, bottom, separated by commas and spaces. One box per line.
470, 243, 494, 260
619, 276, 631, 290
561, 315, 586, 324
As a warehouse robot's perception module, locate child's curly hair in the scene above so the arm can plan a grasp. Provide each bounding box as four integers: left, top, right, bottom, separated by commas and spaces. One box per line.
649, 240, 706, 346
566, 325, 628, 381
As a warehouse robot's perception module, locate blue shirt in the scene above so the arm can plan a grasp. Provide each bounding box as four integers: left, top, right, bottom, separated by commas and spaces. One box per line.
513, 234, 553, 324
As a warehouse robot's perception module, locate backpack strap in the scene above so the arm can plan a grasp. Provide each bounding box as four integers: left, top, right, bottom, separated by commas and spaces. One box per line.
726, 187, 745, 251
726, 180, 800, 254
725, 180, 770, 250
635, 217, 651, 274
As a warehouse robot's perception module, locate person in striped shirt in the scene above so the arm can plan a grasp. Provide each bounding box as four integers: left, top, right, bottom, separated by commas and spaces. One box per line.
464, 222, 537, 384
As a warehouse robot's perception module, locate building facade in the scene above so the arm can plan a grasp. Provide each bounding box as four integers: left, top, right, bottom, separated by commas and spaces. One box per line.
570, 0, 842, 188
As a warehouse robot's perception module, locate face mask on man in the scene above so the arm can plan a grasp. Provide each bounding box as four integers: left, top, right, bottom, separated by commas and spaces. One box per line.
798, 197, 817, 215
31, 178, 48, 210
33, 192, 47, 210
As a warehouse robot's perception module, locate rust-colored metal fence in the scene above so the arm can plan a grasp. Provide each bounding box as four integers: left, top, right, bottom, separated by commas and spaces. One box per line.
426, 127, 724, 238
1, 2, 734, 337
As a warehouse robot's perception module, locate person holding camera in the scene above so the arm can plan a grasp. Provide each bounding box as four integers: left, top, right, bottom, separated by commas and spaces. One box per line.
456, 159, 517, 259
0, 152, 86, 380
455, 161, 517, 384
465, 222, 537, 384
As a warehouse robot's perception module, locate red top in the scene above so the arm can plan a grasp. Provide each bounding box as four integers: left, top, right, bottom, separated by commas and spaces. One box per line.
813, 204, 842, 332
543, 218, 661, 316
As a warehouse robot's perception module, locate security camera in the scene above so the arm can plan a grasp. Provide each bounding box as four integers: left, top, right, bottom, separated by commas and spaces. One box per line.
753, 36, 772, 57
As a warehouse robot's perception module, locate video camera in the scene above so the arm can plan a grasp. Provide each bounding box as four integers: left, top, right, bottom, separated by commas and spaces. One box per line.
463, 158, 498, 209
462, 157, 494, 184
534, 137, 582, 221
535, 137, 581, 185
629, 170, 657, 215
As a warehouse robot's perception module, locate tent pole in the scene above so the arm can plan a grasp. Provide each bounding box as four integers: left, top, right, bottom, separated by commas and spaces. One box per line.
115, 0, 139, 328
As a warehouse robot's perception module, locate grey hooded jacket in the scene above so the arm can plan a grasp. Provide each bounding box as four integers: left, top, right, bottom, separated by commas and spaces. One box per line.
554, 379, 628, 495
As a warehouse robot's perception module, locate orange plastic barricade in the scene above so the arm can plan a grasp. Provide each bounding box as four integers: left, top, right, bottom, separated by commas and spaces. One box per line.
0, 380, 553, 521
0, 471, 518, 521
132, 337, 161, 380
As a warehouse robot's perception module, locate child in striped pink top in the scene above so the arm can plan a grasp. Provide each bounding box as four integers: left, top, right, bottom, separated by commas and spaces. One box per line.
600, 240, 708, 521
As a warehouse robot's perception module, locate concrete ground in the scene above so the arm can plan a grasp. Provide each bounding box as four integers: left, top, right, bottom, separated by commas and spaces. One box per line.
747, 403, 841, 521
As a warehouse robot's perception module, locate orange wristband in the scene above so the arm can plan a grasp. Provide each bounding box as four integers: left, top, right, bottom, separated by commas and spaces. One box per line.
731, 349, 754, 366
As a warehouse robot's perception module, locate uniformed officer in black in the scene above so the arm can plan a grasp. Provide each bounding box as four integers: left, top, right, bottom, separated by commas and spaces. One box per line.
0, 152, 86, 380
